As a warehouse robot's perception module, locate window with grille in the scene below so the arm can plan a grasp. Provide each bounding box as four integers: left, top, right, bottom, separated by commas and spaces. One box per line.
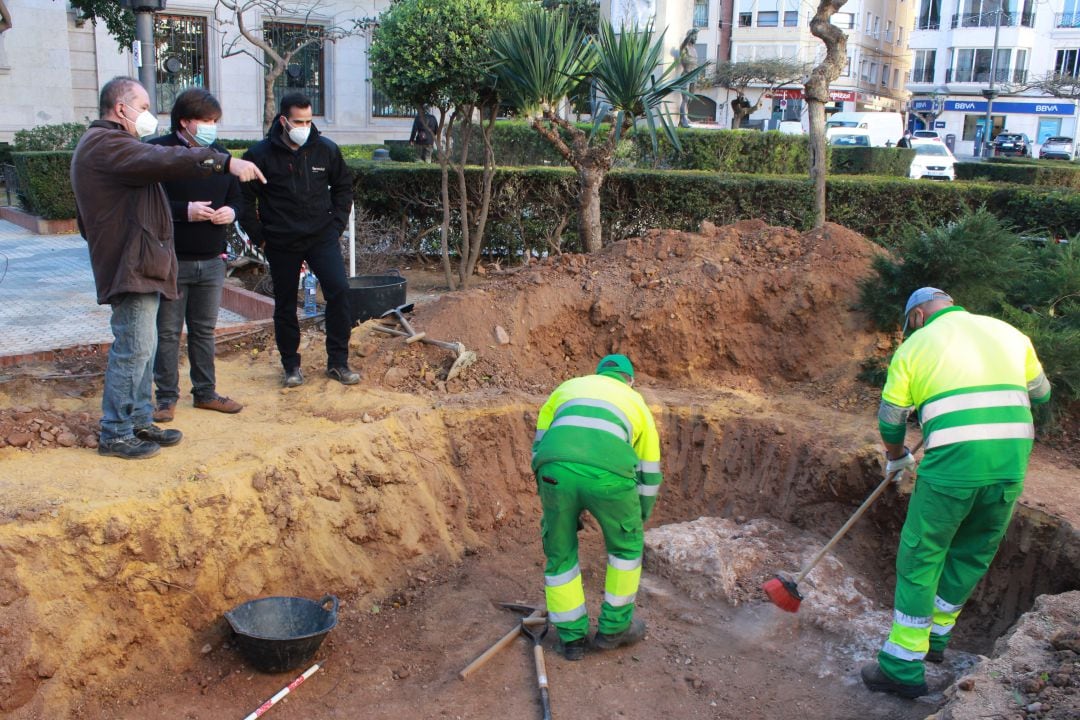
371, 86, 414, 118
154, 15, 209, 113
265, 22, 325, 116
694, 0, 709, 27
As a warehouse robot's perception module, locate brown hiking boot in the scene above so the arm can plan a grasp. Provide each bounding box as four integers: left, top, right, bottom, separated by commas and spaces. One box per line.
152, 401, 176, 423
194, 395, 243, 414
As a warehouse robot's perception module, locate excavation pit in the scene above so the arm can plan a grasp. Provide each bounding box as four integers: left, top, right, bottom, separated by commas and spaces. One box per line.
1, 219, 1076, 718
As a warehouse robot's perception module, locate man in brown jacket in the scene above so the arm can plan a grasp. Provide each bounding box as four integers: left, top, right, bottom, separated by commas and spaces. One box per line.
72, 76, 265, 460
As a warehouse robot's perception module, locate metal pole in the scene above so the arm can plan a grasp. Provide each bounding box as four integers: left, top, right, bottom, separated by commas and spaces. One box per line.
980, 8, 1003, 157
348, 203, 356, 277
135, 9, 157, 113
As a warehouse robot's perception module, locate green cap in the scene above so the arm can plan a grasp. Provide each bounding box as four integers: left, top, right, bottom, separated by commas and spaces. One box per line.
596, 354, 634, 383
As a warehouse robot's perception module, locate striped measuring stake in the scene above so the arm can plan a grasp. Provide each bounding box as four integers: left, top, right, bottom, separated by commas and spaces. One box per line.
241, 662, 321, 720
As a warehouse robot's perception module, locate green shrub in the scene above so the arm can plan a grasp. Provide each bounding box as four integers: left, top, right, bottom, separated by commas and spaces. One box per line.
955, 161, 1080, 189
12, 152, 77, 219
386, 140, 418, 162
340, 144, 386, 161
13, 122, 87, 151
856, 211, 1079, 412
350, 163, 1080, 255
218, 138, 260, 150
634, 129, 814, 174
830, 147, 915, 176
0, 142, 12, 166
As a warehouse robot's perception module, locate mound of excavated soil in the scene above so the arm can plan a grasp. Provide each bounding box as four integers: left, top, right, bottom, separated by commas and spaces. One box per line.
351, 220, 888, 396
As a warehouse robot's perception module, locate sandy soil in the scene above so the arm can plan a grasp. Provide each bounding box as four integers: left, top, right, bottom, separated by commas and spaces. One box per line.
0, 220, 1076, 719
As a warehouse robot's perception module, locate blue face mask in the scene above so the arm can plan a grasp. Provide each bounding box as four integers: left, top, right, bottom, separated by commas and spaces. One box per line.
192, 123, 217, 147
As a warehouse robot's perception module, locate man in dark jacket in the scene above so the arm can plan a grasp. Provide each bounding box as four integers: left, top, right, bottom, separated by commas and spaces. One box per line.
71, 76, 265, 460
240, 93, 358, 388
409, 107, 437, 162
148, 88, 244, 423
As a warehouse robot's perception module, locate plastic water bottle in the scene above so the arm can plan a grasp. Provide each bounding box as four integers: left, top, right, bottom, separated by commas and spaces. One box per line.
303, 271, 317, 316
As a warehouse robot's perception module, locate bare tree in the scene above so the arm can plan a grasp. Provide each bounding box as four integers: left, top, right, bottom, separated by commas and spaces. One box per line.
215, 0, 373, 131
1017, 72, 1080, 101
806, 0, 848, 228
705, 58, 809, 129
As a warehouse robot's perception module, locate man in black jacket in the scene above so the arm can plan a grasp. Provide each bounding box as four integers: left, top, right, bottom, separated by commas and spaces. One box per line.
240, 93, 358, 387
149, 89, 244, 422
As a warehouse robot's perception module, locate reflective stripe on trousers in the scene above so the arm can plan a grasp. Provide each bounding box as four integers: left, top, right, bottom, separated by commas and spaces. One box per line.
603, 553, 642, 608
545, 564, 587, 624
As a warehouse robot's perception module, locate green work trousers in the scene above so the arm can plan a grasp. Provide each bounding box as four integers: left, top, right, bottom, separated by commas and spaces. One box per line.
879, 479, 1021, 685
537, 461, 644, 643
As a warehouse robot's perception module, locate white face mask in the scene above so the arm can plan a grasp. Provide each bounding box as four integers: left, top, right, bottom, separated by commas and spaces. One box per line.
284, 118, 311, 146
124, 104, 159, 138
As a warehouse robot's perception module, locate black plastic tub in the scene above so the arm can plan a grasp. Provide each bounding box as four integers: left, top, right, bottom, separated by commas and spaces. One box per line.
224, 595, 338, 673
348, 273, 406, 324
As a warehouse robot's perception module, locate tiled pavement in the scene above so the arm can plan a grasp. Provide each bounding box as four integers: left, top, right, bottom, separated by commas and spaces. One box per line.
0, 219, 247, 358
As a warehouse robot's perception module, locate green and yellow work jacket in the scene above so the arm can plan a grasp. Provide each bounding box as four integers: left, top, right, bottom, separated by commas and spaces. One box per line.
879, 306, 1051, 487
532, 374, 663, 506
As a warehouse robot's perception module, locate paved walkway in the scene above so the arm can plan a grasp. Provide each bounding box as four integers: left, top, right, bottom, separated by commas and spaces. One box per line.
0, 219, 246, 358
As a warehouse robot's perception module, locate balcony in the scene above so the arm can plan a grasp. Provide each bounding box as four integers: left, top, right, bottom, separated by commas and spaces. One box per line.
945, 67, 1029, 84
950, 11, 1035, 29
1057, 13, 1080, 28
915, 17, 940, 30
910, 68, 935, 83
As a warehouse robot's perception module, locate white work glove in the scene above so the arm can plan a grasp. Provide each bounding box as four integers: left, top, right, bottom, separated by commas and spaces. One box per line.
885, 449, 916, 483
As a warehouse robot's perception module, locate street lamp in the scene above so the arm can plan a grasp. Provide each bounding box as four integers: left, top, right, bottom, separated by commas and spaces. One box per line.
118, 0, 167, 114
979, 8, 1004, 158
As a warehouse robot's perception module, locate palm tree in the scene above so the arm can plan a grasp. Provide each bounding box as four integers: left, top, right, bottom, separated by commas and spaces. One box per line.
491, 11, 706, 252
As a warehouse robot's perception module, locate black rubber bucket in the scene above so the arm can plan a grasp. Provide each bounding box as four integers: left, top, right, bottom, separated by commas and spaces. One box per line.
224, 595, 338, 673
348, 273, 407, 324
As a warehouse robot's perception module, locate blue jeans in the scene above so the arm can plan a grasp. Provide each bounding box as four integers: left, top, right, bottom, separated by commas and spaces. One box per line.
155, 257, 226, 405
101, 292, 159, 442
265, 233, 352, 371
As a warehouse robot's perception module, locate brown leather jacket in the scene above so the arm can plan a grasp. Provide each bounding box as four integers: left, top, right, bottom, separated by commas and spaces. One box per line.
71, 120, 231, 304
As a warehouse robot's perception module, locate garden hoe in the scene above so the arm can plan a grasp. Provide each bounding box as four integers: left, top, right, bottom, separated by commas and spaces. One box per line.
371, 319, 477, 380
762, 438, 925, 613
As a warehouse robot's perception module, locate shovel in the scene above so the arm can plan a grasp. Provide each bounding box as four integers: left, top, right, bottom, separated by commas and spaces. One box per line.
371, 323, 478, 381
520, 616, 552, 720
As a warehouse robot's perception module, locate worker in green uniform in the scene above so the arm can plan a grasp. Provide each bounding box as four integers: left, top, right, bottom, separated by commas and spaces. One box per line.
532, 354, 663, 661
862, 288, 1051, 698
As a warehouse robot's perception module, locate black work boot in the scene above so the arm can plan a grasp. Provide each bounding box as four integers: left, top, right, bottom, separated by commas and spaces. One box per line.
925, 649, 945, 664
592, 618, 646, 651
860, 662, 928, 699
97, 435, 160, 460
557, 638, 586, 661
134, 424, 183, 447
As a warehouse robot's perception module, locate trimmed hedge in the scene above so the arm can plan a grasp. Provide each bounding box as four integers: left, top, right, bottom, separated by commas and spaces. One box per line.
831, 147, 915, 176
13, 122, 87, 152
12, 151, 76, 219
349, 162, 1080, 255
955, 161, 1080, 189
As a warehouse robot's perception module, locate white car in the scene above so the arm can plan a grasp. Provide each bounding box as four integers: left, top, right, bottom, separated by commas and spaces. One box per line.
912, 130, 942, 141
909, 140, 956, 181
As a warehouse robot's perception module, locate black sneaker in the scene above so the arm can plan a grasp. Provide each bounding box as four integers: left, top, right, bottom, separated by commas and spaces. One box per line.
592, 618, 646, 651
557, 638, 586, 661
860, 662, 928, 699
98, 435, 161, 459
326, 366, 360, 385
134, 425, 183, 447
925, 649, 945, 664
284, 367, 304, 388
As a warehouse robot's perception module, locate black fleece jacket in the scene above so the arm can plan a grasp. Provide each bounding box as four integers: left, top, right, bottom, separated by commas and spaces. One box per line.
239, 120, 353, 253
147, 132, 242, 260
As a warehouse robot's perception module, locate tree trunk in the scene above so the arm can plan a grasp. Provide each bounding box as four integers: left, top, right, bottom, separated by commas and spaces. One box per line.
263, 62, 287, 133
455, 104, 474, 290
438, 111, 457, 291
465, 105, 498, 281
578, 166, 604, 253
807, 0, 849, 229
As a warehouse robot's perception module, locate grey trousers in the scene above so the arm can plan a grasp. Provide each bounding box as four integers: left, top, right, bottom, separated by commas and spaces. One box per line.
154, 257, 225, 405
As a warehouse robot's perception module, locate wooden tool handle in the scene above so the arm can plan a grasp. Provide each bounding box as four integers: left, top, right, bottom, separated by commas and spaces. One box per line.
794, 438, 925, 585
534, 644, 552, 720
458, 609, 544, 680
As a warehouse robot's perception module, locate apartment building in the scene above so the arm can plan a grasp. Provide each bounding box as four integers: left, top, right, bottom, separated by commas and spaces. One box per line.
0, 0, 409, 144
682, 0, 914, 129
907, 0, 1080, 156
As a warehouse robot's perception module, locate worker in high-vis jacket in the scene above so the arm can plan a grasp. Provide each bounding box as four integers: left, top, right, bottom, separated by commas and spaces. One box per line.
862, 287, 1051, 699
531, 354, 663, 661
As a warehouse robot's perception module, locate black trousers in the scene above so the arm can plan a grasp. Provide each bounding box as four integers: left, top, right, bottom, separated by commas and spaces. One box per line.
265, 233, 351, 371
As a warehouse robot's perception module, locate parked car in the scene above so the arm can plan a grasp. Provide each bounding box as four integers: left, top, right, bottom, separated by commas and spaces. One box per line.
828, 131, 871, 147
1039, 136, 1076, 161
909, 140, 956, 181
913, 130, 941, 140
992, 132, 1033, 157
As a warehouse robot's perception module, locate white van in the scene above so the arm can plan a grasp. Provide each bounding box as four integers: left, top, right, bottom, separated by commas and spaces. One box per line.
825, 112, 904, 148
